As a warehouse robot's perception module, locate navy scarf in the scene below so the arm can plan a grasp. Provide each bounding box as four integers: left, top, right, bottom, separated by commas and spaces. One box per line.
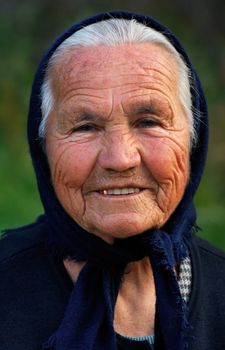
27, 11, 208, 350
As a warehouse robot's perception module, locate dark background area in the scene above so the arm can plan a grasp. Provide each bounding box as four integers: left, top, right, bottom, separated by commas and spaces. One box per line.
0, 0, 225, 248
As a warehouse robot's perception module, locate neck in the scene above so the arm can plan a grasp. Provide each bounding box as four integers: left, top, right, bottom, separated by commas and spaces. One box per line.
114, 257, 156, 337
64, 256, 156, 337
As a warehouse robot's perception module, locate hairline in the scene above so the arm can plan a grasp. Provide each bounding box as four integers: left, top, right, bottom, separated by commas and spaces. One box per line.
39, 19, 195, 146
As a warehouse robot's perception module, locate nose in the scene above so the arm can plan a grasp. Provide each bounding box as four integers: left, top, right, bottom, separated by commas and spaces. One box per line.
98, 129, 141, 172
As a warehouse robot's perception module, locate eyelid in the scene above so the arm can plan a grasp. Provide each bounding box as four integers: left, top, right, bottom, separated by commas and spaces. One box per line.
134, 115, 161, 125
71, 122, 100, 133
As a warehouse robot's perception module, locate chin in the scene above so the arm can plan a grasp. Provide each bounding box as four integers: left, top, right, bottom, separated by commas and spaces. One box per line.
89, 215, 161, 244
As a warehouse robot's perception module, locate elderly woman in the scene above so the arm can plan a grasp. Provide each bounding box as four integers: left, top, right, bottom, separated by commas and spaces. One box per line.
1, 10, 225, 350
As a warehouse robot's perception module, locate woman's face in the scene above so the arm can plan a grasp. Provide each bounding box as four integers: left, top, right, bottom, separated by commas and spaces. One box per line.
45, 43, 190, 244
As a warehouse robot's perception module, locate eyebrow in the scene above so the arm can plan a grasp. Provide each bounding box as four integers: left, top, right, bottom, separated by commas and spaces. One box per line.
130, 103, 172, 118
74, 113, 102, 122
132, 105, 156, 115
61, 112, 105, 125
57, 111, 104, 131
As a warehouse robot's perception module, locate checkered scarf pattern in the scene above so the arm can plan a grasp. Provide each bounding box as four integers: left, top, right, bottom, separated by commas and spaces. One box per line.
177, 256, 192, 303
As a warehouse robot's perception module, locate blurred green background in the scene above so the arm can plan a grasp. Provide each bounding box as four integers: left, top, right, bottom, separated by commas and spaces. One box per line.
0, 0, 225, 249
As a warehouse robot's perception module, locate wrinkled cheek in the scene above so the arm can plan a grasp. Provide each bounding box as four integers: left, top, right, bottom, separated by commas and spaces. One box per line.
51, 157, 82, 190
159, 166, 188, 215
50, 144, 89, 185
144, 146, 189, 216
48, 147, 91, 216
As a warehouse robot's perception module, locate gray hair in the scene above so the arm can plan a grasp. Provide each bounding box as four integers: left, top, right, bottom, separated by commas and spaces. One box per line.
39, 18, 196, 145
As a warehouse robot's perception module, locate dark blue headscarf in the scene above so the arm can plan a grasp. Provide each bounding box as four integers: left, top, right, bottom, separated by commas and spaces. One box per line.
27, 10, 208, 350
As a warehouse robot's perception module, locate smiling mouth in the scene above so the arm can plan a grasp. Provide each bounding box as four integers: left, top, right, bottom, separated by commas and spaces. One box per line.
99, 188, 141, 195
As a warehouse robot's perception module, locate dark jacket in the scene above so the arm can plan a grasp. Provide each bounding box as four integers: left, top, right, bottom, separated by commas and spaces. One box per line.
1, 220, 225, 350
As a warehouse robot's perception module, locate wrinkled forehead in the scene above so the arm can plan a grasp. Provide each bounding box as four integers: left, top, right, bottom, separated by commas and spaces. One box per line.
49, 43, 179, 97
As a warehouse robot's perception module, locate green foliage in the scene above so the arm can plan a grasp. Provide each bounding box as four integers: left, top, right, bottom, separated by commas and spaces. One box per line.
1, 1, 225, 250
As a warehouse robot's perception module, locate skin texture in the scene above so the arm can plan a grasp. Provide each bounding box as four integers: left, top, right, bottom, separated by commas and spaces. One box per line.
46, 43, 190, 244
46, 43, 190, 336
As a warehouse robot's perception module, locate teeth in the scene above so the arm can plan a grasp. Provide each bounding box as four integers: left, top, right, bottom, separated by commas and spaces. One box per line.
101, 188, 140, 195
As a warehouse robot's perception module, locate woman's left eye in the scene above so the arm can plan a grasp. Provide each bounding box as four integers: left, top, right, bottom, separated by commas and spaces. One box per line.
136, 118, 160, 128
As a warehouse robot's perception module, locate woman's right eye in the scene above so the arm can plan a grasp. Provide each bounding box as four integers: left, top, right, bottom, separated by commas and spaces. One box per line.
72, 124, 98, 133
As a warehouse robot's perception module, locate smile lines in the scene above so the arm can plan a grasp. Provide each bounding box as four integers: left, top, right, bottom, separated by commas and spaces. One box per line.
99, 188, 141, 195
